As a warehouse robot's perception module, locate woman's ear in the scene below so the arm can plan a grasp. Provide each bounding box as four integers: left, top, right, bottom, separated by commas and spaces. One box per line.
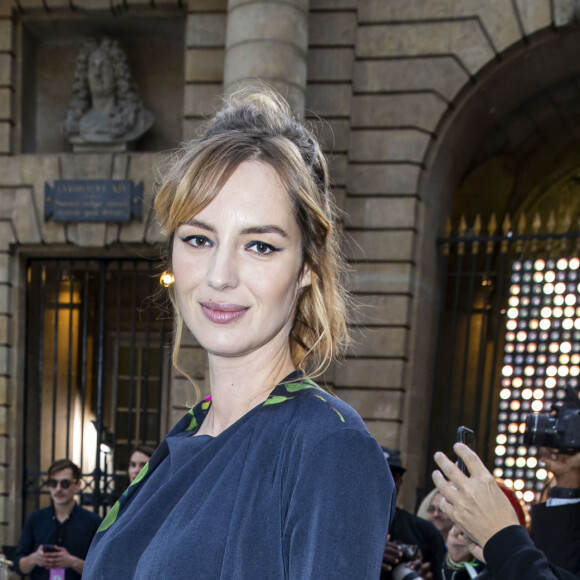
299, 264, 312, 289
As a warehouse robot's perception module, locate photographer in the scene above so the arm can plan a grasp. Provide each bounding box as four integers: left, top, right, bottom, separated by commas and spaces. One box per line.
432, 443, 579, 580
531, 447, 580, 576
381, 447, 446, 580
523, 384, 580, 576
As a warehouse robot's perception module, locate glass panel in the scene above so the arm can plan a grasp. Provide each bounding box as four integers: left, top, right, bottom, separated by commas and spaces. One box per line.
117, 379, 131, 408
146, 412, 158, 441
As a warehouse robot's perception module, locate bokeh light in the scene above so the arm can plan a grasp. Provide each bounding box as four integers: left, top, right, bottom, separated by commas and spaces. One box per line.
495, 257, 579, 503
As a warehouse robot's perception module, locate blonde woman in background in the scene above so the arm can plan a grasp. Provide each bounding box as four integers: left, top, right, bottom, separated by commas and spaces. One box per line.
418, 489, 454, 543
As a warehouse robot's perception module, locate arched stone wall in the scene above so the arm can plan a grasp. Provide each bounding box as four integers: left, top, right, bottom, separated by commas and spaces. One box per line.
360, 1, 580, 504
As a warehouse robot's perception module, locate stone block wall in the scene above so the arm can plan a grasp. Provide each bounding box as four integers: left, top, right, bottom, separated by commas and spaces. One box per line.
349, 0, 575, 505
183, 0, 227, 140
306, 0, 418, 452
0, 0, 578, 531
0, 2, 11, 155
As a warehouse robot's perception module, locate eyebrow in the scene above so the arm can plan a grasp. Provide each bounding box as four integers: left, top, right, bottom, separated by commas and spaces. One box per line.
184, 219, 289, 238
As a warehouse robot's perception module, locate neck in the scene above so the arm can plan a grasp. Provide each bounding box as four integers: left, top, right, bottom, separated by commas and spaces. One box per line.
197, 342, 296, 437
53, 501, 75, 522
92, 94, 115, 113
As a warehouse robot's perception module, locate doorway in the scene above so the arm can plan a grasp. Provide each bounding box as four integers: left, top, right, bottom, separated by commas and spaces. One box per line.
23, 258, 172, 519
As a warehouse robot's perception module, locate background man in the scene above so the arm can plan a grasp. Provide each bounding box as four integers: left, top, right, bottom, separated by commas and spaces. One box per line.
14, 459, 101, 579
381, 447, 446, 580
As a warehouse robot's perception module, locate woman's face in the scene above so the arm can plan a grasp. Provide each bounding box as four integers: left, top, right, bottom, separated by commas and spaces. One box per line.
427, 492, 453, 538
128, 451, 150, 483
172, 160, 310, 362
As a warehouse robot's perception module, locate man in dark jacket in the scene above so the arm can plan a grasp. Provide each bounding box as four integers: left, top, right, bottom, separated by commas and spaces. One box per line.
14, 459, 102, 579
531, 447, 580, 577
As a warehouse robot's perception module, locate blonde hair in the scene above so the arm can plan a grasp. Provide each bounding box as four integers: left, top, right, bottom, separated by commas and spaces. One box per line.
155, 89, 349, 386
416, 488, 439, 520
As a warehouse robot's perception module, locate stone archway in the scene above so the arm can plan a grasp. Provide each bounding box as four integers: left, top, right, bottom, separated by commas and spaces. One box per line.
404, 24, 580, 496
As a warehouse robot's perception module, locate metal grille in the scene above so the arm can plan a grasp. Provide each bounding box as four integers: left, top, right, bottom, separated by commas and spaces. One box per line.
427, 213, 580, 482
23, 258, 173, 519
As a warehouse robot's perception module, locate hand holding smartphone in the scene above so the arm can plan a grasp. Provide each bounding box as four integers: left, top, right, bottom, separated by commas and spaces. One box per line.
43, 544, 58, 553
456, 426, 475, 475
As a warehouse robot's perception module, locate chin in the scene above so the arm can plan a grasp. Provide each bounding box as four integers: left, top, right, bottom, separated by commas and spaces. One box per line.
204, 342, 254, 359
203, 335, 274, 360
190, 317, 292, 360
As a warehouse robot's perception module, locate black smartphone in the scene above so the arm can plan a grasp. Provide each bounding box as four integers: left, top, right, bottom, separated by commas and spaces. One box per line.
43, 544, 57, 553
456, 426, 475, 475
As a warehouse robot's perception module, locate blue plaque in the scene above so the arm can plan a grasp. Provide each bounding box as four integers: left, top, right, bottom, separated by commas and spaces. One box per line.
44, 179, 143, 223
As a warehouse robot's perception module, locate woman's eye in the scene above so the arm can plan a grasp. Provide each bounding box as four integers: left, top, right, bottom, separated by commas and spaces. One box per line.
246, 241, 278, 255
182, 235, 211, 248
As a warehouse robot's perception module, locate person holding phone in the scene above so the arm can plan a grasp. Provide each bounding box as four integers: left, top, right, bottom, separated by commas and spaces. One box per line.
432, 443, 579, 580
14, 459, 101, 579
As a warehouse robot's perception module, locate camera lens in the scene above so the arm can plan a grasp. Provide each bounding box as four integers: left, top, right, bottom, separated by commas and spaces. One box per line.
523, 413, 558, 447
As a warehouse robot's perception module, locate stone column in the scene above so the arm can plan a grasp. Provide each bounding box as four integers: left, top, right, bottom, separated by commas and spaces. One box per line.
224, 0, 308, 116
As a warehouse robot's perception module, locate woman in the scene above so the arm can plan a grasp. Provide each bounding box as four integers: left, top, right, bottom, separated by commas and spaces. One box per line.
83, 90, 395, 578
127, 445, 155, 483
418, 489, 454, 543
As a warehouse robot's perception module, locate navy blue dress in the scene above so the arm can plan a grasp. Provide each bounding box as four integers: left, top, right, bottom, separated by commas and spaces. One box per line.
84, 372, 395, 579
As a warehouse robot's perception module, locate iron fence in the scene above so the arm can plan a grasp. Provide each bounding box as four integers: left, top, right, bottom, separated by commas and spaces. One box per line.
23, 258, 173, 519
427, 211, 580, 483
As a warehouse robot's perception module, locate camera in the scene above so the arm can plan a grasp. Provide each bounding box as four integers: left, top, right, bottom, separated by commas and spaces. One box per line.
392, 564, 421, 580
391, 544, 421, 580
523, 386, 580, 452
398, 543, 420, 562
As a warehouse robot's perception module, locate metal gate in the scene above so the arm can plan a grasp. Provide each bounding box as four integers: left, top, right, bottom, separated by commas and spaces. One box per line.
428, 213, 580, 485
23, 258, 173, 519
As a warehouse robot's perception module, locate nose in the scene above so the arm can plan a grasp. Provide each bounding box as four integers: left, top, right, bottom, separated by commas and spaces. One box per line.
206, 245, 239, 291
93, 57, 103, 76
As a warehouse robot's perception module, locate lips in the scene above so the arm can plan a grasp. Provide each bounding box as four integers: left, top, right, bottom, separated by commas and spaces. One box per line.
200, 302, 249, 324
